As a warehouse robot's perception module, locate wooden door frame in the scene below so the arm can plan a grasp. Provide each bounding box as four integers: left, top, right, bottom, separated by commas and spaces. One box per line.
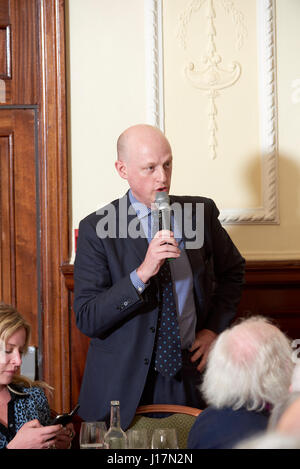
38, 0, 70, 412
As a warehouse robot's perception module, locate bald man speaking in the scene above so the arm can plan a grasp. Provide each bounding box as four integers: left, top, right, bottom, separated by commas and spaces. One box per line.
74, 124, 245, 429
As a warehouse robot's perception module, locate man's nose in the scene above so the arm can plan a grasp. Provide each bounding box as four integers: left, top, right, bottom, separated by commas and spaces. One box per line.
157, 166, 167, 183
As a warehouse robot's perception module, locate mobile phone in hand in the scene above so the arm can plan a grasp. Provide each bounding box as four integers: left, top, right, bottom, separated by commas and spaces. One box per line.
50, 404, 80, 426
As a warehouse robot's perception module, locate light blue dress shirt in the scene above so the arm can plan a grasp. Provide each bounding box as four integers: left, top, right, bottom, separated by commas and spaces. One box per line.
129, 191, 197, 349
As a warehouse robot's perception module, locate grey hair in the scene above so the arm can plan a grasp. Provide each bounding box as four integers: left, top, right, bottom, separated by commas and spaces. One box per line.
201, 316, 294, 411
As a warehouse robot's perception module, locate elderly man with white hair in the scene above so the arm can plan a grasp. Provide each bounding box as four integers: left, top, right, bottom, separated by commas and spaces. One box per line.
187, 316, 294, 449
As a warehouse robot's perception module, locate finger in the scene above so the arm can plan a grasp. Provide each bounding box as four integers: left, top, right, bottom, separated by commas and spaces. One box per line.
44, 437, 56, 449
26, 419, 42, 428
189, 340, 202, 353
46, 424, 62, 432
196, 357, 206, 373
55, 434, 70, 443
154, 230, 174, 239
157, 244, 180, 255
157, 238, 180, 251
59, 426, 71, 434
189, 342, 198, 353
196, 352, 209, 372
65, 424, 75, 439
190, 346, 204, 363
156, 239, 179, 250
42, 424, 63, 437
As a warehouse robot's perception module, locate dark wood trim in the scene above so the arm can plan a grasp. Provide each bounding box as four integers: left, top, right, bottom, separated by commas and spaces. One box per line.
135, 404, 202, 417
61, 260, 300, 292
38, 0, 70, 412
244, 260, 300, 285
61, 263, 74, 291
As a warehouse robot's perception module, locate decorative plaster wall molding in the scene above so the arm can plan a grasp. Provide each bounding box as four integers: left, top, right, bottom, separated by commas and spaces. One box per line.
144, 0, 165, 130
178, 0, 246, 160
145, 0, 279, 224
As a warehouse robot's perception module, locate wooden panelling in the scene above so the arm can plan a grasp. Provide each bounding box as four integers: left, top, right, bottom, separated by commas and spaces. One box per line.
0, 0, 69, 414
61, 261, 300, 409
0, 25, 11, 79
0, 132, 14, 304
0, 0, 38, 104
37, 0, 70, 412
237, 261, 300, 340
57, 265, 89, 407
0, 1, 10, 24
0, 109, 38, 344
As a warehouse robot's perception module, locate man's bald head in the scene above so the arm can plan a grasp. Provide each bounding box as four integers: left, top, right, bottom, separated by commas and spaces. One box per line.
117, 124, 170, 163
115, 124, 173, 207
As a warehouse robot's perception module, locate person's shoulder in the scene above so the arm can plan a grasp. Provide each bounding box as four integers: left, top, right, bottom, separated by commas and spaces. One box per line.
194, 406, 222, 421
79, 194, 126, 228
170, 195, 218, 217
9, 383, 47, 401
195, 406, 246, 423
199, 406, 269, 424
170, 194, 216, 206
24, 385, 47, 400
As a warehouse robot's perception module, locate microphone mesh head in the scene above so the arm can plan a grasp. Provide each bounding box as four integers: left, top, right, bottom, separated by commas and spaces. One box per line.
155, 191, 170, 210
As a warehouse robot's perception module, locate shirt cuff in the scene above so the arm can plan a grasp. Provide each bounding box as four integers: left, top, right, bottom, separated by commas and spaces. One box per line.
130, 269, 149, 294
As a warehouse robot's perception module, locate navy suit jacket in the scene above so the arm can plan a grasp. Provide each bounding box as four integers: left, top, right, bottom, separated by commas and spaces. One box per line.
73, 192, 245, 429
188, 406, 270, 449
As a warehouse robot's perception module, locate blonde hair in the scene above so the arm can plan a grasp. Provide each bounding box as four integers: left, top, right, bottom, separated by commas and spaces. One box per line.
0, 303, 51, 393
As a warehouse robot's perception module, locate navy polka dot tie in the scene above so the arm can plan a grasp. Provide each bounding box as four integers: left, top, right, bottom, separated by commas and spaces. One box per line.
154, 260, 182, 377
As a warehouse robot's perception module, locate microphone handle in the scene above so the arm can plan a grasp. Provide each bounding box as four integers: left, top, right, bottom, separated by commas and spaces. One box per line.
158, 209, 174, 261
159, 208, 171, 231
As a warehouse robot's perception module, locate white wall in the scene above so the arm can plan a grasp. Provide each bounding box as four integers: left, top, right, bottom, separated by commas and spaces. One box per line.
67, 0, 300, 262
67, 0, 146, 240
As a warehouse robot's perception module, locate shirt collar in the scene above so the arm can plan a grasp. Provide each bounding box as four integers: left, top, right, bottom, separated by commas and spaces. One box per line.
129, 190, 152, 220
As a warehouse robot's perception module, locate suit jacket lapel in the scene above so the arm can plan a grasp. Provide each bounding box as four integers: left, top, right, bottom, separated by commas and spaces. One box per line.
118, 192, 148, 263
169, 195, 206, 282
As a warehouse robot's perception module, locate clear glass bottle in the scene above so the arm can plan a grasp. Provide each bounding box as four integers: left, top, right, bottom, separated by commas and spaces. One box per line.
104, 400, 127, 449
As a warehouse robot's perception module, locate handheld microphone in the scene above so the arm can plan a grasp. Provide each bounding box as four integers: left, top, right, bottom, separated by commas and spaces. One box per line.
155, 191, 174, 261
155, 191, 171, 231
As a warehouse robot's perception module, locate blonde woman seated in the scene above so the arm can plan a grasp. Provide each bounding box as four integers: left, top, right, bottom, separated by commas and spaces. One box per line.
0, 303, 75, 449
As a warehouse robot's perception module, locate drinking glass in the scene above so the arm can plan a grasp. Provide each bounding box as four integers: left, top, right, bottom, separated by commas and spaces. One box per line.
151, 428, 178, 449
79, 421, 108, 449
126, 429, 149, 449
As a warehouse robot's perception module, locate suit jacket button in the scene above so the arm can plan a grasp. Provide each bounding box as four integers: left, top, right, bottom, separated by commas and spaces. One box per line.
150, 327, 155, 333
144, 358, 149, 365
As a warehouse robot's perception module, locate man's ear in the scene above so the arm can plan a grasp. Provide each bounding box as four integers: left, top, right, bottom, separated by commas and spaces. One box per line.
115, 160, 128, 180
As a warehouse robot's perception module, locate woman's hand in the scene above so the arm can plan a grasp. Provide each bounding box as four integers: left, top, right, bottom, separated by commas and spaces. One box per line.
6, 419, 63, 449
52, 423, 75, 449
